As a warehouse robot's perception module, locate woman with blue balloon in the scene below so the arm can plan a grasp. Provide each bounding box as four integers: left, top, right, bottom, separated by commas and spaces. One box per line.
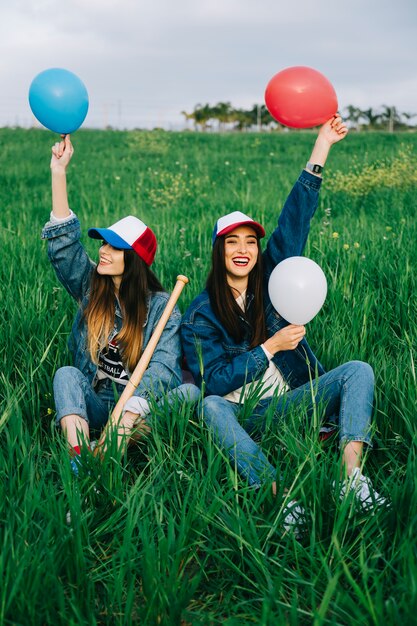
181, 115, 387, 535
42, 135, 198, 475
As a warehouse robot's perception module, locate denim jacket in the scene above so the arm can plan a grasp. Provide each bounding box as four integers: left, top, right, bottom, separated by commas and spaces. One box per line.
41, 215, 182, 401
181, 170, 326, 397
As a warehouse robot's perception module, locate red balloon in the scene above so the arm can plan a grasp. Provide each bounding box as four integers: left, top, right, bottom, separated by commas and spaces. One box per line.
265, 66, 338, 128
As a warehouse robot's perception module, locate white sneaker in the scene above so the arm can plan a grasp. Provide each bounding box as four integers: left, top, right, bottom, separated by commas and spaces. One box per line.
282, 500, 306, 537
337, 467, 387, 510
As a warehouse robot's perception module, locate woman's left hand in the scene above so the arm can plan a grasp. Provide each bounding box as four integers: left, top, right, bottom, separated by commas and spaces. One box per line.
307, 115, 348, 172
318, 115, 348, 145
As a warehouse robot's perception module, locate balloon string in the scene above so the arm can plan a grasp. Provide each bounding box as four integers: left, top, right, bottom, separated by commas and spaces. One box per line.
300, 344, 319, 431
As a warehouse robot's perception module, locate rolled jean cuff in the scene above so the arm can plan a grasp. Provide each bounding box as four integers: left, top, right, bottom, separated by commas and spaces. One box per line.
55, 406, 89, 427
339, 435, 373, 449
235, 457, 276, 487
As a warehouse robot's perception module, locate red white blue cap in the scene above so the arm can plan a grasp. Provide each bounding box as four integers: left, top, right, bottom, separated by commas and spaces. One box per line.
212, 211, 265, 244
88, 216, 157, 266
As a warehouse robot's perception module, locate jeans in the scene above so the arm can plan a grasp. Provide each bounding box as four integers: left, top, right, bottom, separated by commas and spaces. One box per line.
201, 361, 374, 488
53, 365, 200, 431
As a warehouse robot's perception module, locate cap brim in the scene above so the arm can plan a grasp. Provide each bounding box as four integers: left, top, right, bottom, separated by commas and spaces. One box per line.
88, 227, 132, 249
217, 220, 265, 239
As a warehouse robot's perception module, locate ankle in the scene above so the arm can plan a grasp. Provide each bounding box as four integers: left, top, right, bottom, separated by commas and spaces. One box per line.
341, 464, 360, 479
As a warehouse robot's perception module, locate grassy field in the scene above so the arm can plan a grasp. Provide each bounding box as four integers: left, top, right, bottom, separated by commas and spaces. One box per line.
1, 127, 417, 625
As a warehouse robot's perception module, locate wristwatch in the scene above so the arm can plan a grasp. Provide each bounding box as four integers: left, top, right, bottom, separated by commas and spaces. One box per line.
306, 162, 324, 174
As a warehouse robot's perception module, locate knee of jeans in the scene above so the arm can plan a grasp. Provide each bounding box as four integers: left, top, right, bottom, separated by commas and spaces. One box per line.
348, 360, 374, 387
202, 395, 224, 410
202, 395, 227, 423
53, 366, 85, 397
176, 383, 201, 403
201, 396, 223, 423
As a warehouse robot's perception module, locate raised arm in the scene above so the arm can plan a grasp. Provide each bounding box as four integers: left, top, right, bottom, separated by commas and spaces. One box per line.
42, 135, 95, 301
51, 134, 74, 218
306, 115, 348, 175
263, 115, 348, 277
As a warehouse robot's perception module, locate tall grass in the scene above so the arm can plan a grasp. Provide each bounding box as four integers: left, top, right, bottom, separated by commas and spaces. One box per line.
1, 128, 417, 624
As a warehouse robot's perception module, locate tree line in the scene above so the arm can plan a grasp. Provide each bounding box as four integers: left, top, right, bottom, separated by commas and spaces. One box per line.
181, 102, 416, 132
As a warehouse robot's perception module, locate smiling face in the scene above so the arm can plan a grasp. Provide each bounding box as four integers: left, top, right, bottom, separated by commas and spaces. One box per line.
223, 225, 259, 291
97, 242, 125, 290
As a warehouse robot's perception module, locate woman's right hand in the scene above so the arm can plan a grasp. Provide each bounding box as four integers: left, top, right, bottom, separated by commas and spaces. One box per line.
50, 134, 74, 173
263, 324, 306, 355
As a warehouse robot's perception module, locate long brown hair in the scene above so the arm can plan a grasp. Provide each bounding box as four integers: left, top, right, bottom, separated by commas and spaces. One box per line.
84, 249, 164, 372
206, 236, 266, 347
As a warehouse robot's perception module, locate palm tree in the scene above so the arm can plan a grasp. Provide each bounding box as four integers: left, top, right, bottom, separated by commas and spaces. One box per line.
181, 109, 195, 129
181, 104, 213, 131
231, 105, 277, 131
381, 105, 417, 131
259, 104, 277, 129
232, 108, 255, 131
211, 102, 233, 130
402, 111, 417, 128
380, 105, 401, 132
359, 107, 382, 130
344, 105, 363, 130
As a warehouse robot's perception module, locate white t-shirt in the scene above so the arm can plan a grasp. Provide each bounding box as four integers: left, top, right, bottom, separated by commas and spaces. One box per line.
223, 291, 289, 403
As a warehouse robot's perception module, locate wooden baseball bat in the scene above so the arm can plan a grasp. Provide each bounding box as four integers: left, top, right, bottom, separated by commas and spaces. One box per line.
95, 275, 188, 452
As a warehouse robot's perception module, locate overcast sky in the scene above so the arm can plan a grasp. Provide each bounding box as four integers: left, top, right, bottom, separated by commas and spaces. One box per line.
0, 0, 416, 129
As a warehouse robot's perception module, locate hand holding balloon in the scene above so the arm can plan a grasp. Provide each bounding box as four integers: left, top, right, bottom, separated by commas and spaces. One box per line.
304, 114, 348, 177
268, 257, 328, 325
50, 134, 74, 172
318, 115, 348, 145
264, 324, 306, 355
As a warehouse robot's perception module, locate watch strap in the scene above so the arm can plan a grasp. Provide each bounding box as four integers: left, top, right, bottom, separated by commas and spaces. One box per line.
306, 162, 324, 174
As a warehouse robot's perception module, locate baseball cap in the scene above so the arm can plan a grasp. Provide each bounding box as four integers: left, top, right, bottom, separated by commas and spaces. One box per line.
212, 211, 265, 244
88, 215, 157, 266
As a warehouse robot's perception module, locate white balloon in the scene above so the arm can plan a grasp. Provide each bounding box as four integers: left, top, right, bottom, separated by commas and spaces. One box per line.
268, 256, 327, 324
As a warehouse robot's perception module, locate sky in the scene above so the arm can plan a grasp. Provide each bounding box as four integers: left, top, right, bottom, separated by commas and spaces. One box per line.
0, 0, 416, 130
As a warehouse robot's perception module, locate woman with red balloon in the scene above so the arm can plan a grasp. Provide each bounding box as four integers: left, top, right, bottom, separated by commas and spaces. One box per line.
181, 113, 387, 536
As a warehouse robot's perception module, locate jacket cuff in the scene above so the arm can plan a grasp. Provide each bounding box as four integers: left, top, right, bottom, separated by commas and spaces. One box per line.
261, 343, 274, 361
252, 344, 269, 370
49, 209, 75, 224
41, 214, 80, 239
298, 170, 323, 190
122, 396, 150, 417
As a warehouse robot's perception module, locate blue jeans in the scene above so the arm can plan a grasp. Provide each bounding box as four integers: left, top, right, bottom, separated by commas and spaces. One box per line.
53, 365, 200, 431
201, 361, 374, 487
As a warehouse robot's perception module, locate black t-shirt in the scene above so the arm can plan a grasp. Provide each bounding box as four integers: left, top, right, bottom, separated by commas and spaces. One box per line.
97, 337, 129, 385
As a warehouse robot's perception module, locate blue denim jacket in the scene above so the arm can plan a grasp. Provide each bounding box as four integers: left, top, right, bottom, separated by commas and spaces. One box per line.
41, 215, 182, 401
181, 170, 326, 397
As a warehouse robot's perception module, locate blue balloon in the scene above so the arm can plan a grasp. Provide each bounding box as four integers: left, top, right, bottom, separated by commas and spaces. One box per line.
28, 68, 89, 133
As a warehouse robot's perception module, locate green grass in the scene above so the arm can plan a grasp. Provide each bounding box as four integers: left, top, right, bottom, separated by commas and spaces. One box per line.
1, 127, 417, 625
